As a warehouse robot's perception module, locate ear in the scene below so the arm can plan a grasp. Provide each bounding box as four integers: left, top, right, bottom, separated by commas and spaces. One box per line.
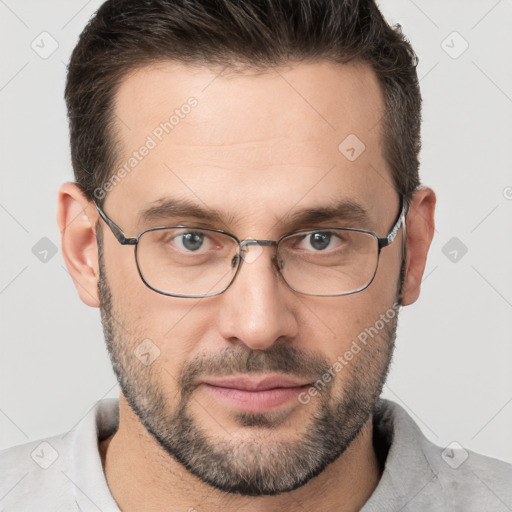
400, 186, 436, 306
57, 182, 101, 308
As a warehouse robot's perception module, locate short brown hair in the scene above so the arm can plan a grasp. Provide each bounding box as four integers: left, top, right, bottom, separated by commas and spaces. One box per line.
65, 0, 422, 208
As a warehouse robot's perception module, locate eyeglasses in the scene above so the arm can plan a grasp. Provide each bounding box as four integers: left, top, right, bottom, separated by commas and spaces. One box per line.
94, 198, 407, 298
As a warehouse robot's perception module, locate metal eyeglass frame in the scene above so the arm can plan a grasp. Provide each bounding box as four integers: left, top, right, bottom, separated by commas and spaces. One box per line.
94, 196, 408, 298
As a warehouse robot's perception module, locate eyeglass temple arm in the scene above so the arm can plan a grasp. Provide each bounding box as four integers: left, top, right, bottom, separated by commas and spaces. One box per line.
377, 197, 408, 250
94, 202, 138, 245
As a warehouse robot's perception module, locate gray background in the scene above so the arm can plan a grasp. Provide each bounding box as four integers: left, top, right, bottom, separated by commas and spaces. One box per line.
1, 0, 511, 466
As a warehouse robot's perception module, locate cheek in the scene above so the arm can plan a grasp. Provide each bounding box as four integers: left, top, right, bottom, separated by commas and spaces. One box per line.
105, 246, 213, 357
299, 265, 399, 363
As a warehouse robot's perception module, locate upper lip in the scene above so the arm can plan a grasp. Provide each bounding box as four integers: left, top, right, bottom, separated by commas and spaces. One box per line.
202, 375, 311, 391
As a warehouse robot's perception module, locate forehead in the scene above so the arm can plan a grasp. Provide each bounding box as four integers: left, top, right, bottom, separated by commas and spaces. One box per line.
108, 60, 394, 229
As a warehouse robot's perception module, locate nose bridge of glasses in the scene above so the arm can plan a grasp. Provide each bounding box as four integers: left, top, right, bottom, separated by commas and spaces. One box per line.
239, 239, 276, 249
237, 239, 279, 267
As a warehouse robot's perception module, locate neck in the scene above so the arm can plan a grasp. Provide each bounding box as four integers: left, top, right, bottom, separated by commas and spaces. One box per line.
101, 395, 381, 512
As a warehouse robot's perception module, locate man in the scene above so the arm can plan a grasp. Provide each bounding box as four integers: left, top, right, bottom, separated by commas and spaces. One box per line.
1, 0, 510, 510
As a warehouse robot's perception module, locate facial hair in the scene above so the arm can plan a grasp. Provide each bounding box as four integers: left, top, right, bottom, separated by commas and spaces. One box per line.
97, 227, 399, 496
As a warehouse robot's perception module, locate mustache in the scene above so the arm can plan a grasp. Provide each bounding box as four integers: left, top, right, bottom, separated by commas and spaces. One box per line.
178, 344, 332, 398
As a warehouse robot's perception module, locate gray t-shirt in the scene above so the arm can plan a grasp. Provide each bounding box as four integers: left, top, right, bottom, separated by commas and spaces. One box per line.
0, 398, 510, 511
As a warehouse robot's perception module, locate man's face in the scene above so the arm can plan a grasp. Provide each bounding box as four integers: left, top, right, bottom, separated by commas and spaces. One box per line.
98, 61, 404, 495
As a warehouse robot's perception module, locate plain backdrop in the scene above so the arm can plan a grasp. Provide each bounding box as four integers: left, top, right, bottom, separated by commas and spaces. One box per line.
1, 0, 511, 465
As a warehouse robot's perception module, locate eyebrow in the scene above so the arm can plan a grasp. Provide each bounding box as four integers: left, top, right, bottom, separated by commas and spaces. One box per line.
139, 198, 233, 227
281, 200, 370, 229
138, 197, 371, 230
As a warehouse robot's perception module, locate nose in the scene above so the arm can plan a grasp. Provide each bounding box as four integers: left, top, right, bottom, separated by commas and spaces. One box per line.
216, 245, 299, 351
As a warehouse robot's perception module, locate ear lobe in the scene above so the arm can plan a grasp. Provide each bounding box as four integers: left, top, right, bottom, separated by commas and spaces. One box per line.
57, 182, 101, 308
400, 187, 436, 306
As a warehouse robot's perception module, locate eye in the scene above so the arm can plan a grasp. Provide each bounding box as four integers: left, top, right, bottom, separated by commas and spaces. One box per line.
296, 231, 344, 252
172, 231, 208, 252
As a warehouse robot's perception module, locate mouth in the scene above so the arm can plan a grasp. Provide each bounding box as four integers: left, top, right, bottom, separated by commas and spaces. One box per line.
200, 375, 312, 413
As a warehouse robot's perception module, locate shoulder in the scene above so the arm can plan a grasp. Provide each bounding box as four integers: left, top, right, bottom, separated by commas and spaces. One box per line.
0, 398, 119, 511
0, 432, 76, 510
420, 433, 512, 510
370, 399, 512, 511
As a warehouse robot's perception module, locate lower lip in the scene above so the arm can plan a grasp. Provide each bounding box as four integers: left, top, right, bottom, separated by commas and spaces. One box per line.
202, 384, 310, 412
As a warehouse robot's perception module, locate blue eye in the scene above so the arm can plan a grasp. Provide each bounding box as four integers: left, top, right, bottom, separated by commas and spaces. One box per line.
308, 232, 332, 251
174, 232, 205, 252
292, 231, 348, 253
